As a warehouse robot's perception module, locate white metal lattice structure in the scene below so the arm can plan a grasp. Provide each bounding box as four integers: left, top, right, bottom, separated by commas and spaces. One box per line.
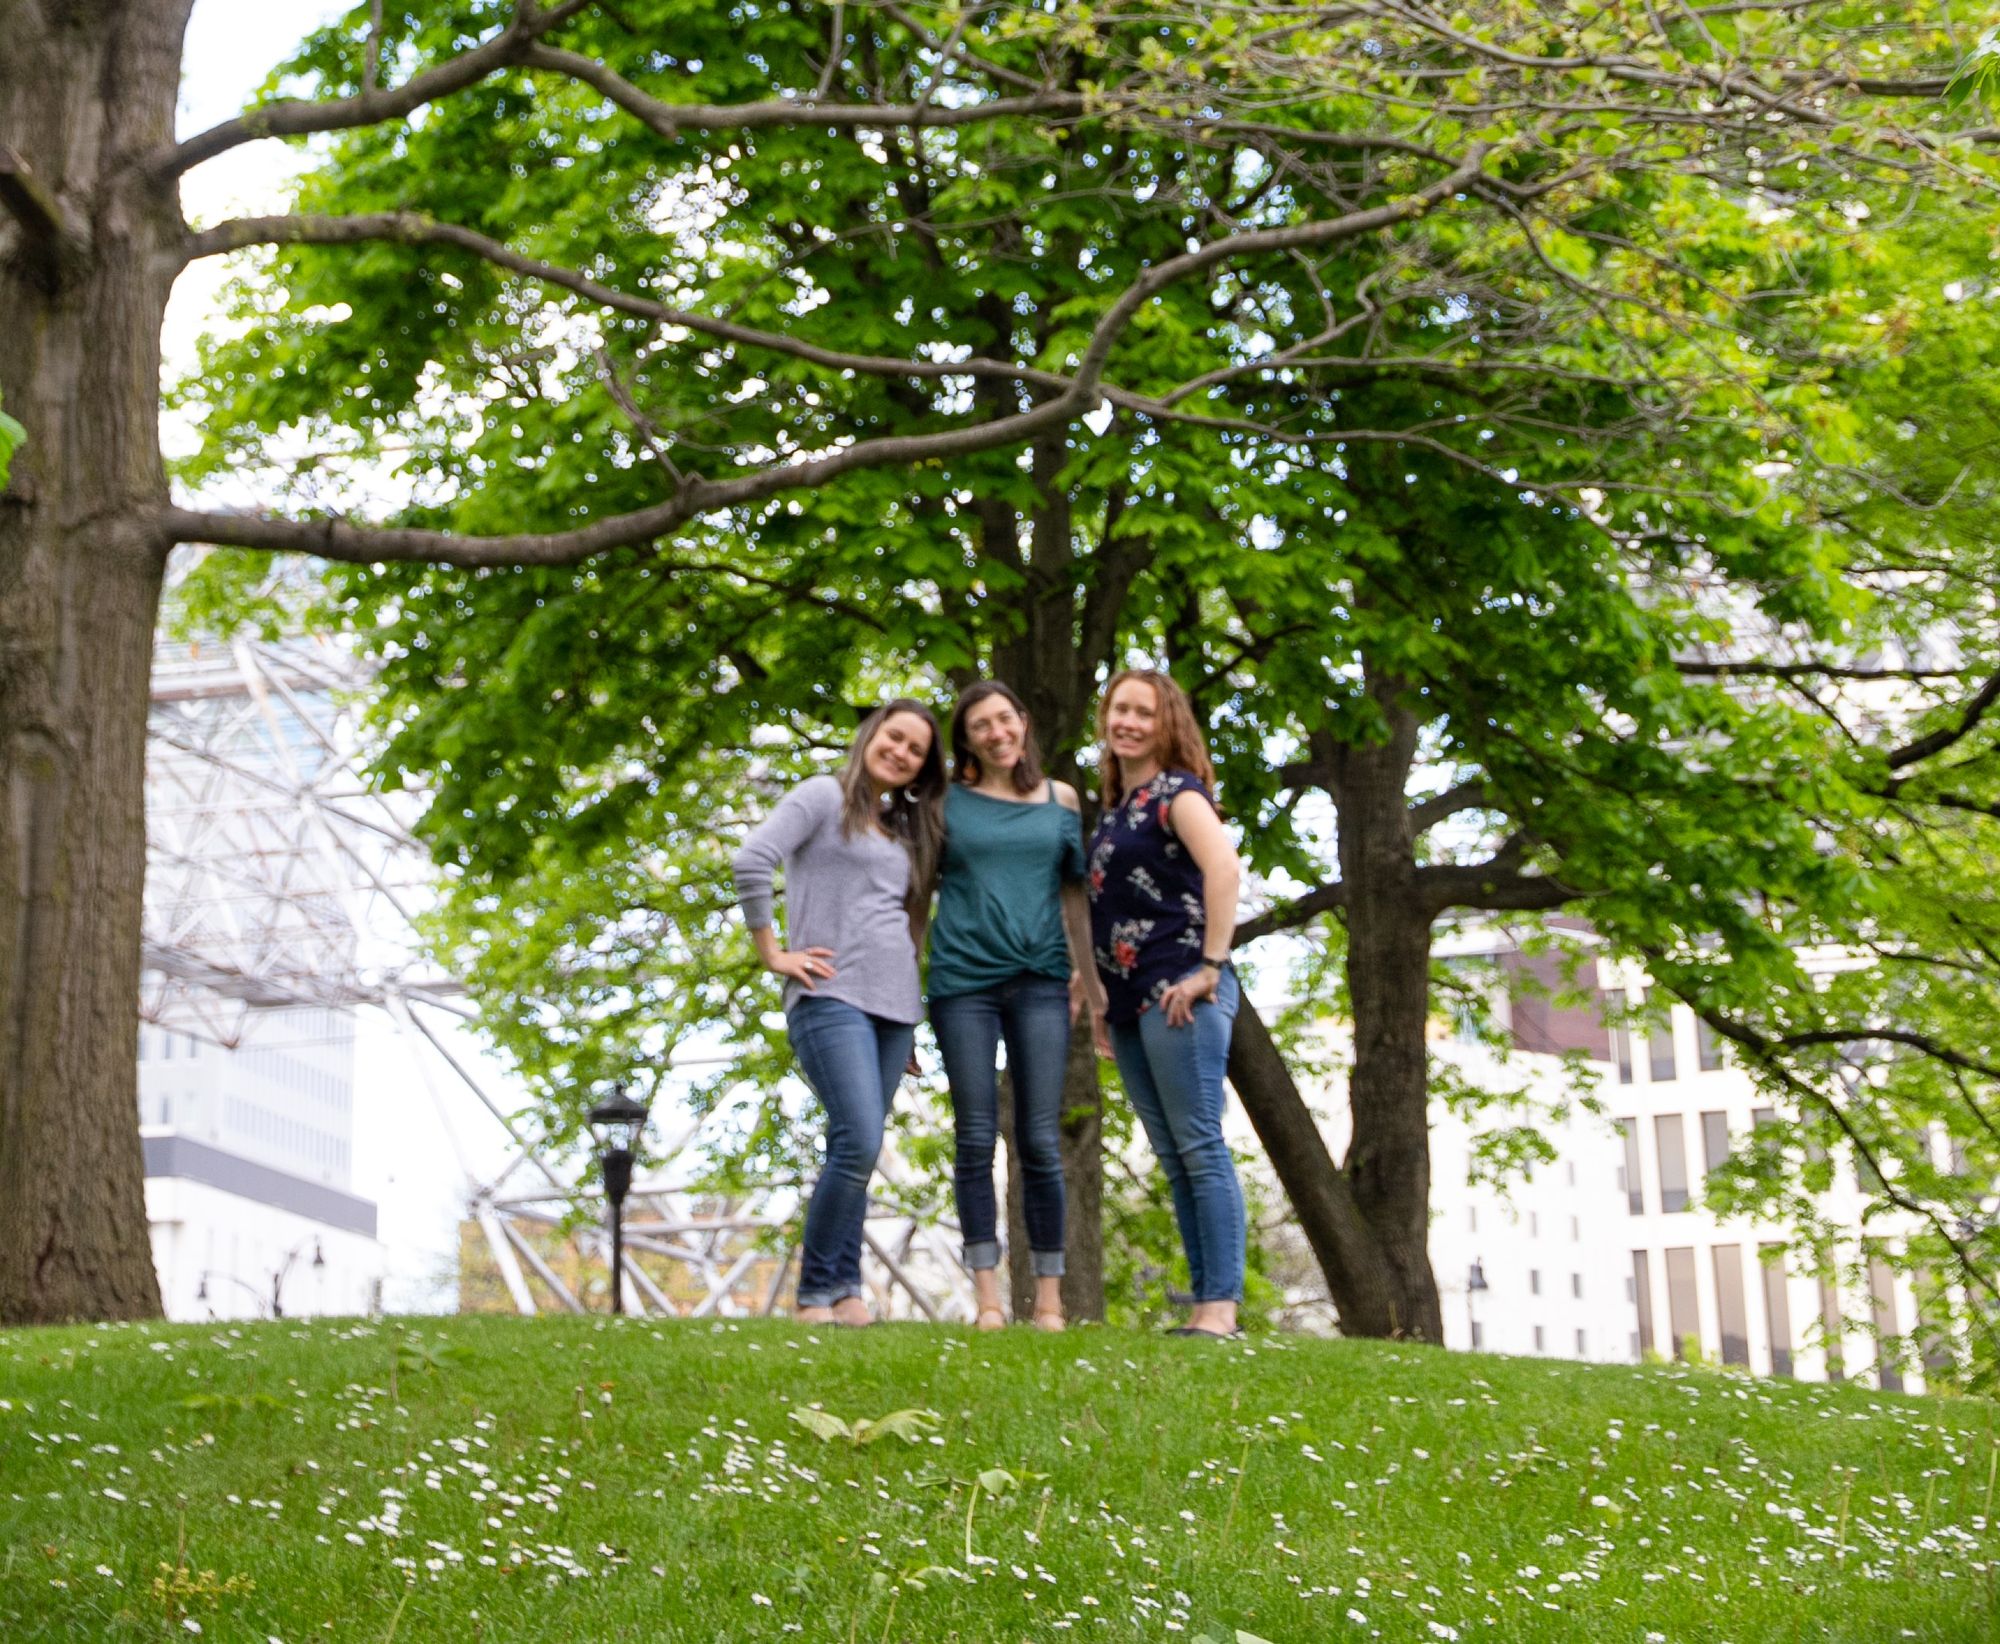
142, 632, 974, 1320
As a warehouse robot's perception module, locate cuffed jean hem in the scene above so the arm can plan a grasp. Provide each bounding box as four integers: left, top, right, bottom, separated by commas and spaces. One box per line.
964, 1241, 1064, 1277
794, 1283, 864, 1308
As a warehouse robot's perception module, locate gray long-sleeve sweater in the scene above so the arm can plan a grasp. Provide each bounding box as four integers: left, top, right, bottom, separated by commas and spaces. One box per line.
731, 775, 923, 1024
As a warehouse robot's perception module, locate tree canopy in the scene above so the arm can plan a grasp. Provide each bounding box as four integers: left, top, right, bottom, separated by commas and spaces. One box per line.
165, 0, 2000, 1358
5, 0, 1998, 1328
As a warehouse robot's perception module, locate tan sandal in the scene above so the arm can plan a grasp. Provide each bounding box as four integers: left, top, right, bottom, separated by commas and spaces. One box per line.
1032, 1311, 1066, 1333
974, 1306, 1008, 1332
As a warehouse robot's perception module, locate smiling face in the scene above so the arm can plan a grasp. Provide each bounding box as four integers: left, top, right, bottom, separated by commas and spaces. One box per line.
863, 710, 934, 792
963, 693, 1028, 778
1103, 677, 1163, 768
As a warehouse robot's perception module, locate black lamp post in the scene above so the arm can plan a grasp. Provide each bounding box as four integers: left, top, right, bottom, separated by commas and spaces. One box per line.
1466, 1258, 1489, 1348
270, 1238, 326, 1320
588, 1084, 651, 1315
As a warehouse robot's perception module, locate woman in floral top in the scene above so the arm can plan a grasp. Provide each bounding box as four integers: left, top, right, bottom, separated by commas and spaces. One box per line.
1086, 668, 1246, 1338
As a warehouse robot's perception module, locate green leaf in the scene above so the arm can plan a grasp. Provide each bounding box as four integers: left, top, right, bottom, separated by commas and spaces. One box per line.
851, 1408, 942, 1446
0, 406, 23, 487
787, 1407, 854, 1443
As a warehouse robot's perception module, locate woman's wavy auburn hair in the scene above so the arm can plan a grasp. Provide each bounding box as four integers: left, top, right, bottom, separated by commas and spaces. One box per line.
1095, 668, 1215, 806
949, 680, 1045, 794
838, 698, 948, 911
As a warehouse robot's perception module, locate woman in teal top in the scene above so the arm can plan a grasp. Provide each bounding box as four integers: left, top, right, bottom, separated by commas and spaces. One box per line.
930, 682, 1105, 1331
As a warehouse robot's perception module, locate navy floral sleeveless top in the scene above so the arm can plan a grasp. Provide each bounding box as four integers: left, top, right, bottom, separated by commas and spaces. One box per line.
1087, 769, 1217, 1024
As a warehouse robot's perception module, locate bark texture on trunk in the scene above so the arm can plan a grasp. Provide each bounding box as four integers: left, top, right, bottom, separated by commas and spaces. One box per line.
1328, 670, 1444, 1341
1224, 668, 1445, 1342
1055, 1016, 1104, 1321
0, 0, 188, 1322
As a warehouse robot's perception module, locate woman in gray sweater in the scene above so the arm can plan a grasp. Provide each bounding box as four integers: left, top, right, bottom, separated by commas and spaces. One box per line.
731, 700, 945, 1326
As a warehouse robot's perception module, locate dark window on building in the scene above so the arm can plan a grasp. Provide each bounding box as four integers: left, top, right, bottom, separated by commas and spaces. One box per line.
1869, 1256, 1903, 1393
1712, 1244, 1750, 1366
1619, 1118, 1645, 1214
1571, 1273, 1583, 1300
1752, 1106, 1776, 1132
1760, 1245, 1794, 1379
1530, 1269, 1542, 1297
1470, 1321, 1483, 1349
1648, 1014, 1678, 1083
1696, 1015, 1726, 1072
1701, 1111, 1730, 1176
1576, 1328, 1588, 1355
1656, 1115, 1690, 1213
1664, 1246, 1700, 1360
1533, 1325, 1545, 1353
1633, 1252, 1655, 1357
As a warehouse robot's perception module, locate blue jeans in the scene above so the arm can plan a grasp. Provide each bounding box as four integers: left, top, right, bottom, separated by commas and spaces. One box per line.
1110, 966, 1245, 1304
785, 996, 915, 1308
930, 974, 1071, 1277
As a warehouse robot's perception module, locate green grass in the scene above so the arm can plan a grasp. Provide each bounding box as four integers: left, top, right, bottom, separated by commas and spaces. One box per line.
2, 1316, 1995, 1642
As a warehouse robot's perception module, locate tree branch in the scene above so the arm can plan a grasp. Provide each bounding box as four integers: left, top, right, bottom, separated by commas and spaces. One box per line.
151, 0, 592, 180
1407, 778, 1490, 835
520, 41, 1090, 134
1236, 881, 1350, 944
1418, 860, 1582, 916
1678, 660, 1970, 683
167, 163, 1491, 567
183, 210, 1048, 390
1072, 150, 1490, 389
1885, 667, 2000, 771
1689, 1000, 2000, 1315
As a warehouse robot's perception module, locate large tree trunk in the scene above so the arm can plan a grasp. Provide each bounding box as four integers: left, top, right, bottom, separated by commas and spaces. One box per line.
1329, 670, 1444, 1340
1225, 670, 1444, 1342
0, 1, 187, 1323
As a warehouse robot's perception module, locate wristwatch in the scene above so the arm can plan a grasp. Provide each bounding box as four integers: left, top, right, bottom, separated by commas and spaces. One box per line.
1198, 956, 1228, 972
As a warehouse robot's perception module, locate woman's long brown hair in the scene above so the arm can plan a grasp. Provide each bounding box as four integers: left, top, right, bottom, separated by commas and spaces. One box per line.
838, 698, 948, 913
949, 680, 1045, 794
1095, 669, 1216, 806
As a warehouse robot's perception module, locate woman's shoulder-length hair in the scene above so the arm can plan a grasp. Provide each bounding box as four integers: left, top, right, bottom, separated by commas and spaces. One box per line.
1095, 668, 1216, 806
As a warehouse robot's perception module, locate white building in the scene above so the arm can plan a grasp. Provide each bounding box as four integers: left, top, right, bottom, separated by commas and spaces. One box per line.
1424, 1046, 1638, 1365
139, 1002, 382, 1320
138, 632, 405, 1321
1585, 956, 1942, 1391
1245, 939, 1952, 1389
1426, 945, 1946, 1389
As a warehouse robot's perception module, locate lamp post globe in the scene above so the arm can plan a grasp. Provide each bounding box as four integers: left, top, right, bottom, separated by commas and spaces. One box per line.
587, 1085, 651, 1315
1465, 1258, 1489, 1349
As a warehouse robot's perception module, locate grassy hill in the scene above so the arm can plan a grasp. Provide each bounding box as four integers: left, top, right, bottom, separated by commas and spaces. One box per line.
2, 1315, 1993, 1642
